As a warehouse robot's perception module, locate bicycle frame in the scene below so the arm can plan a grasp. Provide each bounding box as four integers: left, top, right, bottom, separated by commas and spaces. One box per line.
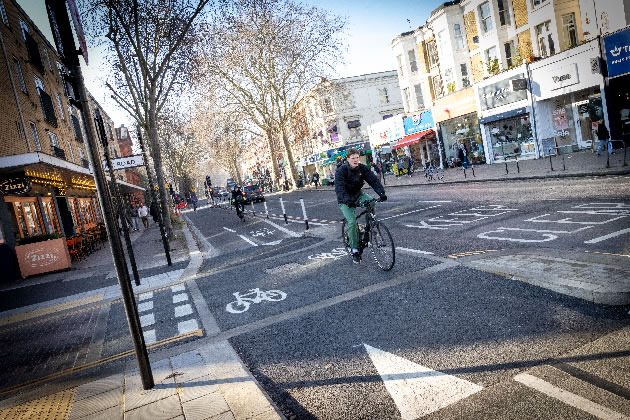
353, 203, 376, 253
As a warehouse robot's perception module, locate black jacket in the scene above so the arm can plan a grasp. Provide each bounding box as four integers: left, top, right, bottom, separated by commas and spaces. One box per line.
597, 123, 610, 140
335, 162, 385, 205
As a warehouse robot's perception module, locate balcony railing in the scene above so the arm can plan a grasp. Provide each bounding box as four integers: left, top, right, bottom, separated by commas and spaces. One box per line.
52, 146, 66, 160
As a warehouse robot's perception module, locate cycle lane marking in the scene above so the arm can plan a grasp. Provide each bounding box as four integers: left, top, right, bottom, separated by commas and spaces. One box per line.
223, 227, 236, 232
396, 247, 433, 255
585, 228, 630, 244
226, 288, 288, 314
239, 235, 259, 247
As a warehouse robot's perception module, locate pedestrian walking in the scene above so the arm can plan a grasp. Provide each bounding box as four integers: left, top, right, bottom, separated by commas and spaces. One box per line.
138, 203, 149, 229
150, 201, 160, 224
129, 204, 139, 231
191, 193, 198, 211
596, 120, 613, 156
311, 171, 320, 189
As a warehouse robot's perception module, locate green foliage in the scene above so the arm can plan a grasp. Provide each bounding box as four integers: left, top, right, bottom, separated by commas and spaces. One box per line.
17, 233, 63, 245
447, 82, 456, 93
486, 57, 500, 75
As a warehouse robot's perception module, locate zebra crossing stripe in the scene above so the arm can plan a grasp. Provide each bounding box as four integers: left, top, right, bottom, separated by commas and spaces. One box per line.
514, 373, 628, 420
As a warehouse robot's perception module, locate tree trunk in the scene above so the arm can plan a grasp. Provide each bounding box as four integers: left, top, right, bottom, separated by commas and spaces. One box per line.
265, 129, 280, 189
281, 127, 298, 189
148, 92, 173, 236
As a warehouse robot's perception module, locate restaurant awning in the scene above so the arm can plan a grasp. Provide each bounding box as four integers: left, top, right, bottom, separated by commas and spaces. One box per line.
392, 128, 435, 149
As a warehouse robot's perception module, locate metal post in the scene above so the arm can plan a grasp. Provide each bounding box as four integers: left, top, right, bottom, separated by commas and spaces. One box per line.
137, 131, 171, 266
96, 112, 140, 286
516, 160, 520, 173
606, 147, 610, 168
45, 0, 153, 389
549, 149, 554, 171
263, 200, 269, 219
505, 162, 509, 174
624, 143, 628, 166
299, 198, 309, 230
279, 197, 288, 224
562, 156, 566, 171
463, 167, 467, 178
471, 165, 475, 177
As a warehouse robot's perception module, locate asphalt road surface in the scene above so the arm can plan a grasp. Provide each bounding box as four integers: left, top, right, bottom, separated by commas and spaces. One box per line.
187, 175, 630, 419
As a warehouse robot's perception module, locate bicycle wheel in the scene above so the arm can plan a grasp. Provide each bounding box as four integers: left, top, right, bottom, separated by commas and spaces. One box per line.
264, 290, 287, 301
369, 222, 395, 271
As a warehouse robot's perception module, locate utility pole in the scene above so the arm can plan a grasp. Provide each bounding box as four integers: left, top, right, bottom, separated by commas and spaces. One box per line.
45, 0, 153, 389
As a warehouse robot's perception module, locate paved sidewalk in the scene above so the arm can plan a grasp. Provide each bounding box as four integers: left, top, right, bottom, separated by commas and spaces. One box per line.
0, 220, 283, 419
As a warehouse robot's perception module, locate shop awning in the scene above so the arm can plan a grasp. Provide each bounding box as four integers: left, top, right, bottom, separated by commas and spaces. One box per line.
392, 128, 434, 149
322, 150, 348, 166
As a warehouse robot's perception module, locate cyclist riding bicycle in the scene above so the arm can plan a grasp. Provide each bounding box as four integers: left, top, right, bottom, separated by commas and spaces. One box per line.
335, 148, 387, 264
231, 185, 245, 219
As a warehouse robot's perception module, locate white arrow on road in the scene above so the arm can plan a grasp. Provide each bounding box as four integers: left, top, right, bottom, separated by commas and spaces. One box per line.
364, 344, 482, 419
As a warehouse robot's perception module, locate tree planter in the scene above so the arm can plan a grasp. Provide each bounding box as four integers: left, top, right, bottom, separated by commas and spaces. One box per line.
15, 237, 71, 278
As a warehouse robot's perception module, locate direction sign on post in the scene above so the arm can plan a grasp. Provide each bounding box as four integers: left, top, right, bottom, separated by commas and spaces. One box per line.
103, 154, 144, 171
67, 0, 88, 65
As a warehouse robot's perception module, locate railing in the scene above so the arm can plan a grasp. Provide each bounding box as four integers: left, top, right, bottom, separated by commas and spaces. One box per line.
52, 146, 66, 160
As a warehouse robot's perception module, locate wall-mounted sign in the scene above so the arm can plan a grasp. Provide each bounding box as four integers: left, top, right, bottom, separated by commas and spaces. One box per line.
103, 154, 144, 170
511, 78, 528, 91
605, 27, 630, 78
0, 176, 32, 196
368, 116, 405, 147
403, 110, 434, 136
432, 87, 476, 122
478, 74, 528, 110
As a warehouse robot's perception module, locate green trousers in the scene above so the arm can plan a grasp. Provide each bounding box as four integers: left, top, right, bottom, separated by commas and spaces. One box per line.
339, 193, 374, 250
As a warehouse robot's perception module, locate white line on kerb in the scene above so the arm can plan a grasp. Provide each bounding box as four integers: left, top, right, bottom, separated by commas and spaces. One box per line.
223, 227, 236, 232
396, 247, 434, 255
584, 228, 630, 244
514, 373, 629, 420
239, 235, 258, 246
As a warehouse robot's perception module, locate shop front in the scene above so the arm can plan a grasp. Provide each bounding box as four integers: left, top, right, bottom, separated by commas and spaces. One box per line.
530, 39, 606, 154
395, 110, 435, 172
433, 87, 484, 167
476, 68, 533, 162
368, 115, 405, 174
604, 26, 630, 144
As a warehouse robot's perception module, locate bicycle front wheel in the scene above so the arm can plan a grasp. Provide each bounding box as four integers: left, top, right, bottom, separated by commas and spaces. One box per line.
369, 222, 395, 271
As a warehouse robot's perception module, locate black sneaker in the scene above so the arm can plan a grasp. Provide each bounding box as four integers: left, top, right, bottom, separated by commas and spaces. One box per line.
352, 252, 361, 264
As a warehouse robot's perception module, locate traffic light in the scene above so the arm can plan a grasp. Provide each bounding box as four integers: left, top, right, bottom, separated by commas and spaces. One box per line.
206, 176, 212, 187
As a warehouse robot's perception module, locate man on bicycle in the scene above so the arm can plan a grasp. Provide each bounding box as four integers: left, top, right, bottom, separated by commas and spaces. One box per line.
231, 185, 245, 219
335, 148, 387, 264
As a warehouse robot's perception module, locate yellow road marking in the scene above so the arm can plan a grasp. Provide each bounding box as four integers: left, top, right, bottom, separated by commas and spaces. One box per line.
584, 251, 630, 258
0, 294, 104, 328
311, 218, 319, 222
0, 329, 203, 396
448, 250, 499, 259
287, 215, 293, 219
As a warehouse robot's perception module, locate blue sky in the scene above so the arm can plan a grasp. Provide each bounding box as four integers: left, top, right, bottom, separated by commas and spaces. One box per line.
17, 0, 444, 125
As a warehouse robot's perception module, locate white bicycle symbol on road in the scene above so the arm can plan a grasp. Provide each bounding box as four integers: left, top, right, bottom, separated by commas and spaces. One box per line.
251, 228, 275, 238
308, 247, 348, 261
225, 288, 287, 313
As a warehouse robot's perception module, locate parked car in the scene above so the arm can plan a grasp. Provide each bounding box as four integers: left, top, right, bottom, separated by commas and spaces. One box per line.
242, 185, 265, 203
217, 187, 229, 198
226, 178, 236, 191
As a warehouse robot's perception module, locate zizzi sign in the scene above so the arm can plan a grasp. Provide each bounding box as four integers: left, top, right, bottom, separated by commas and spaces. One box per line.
478, 74, 528, 110
0, 176, 32, 196
605, 27, 630, 78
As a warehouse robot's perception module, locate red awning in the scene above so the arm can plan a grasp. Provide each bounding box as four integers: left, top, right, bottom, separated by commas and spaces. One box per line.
392, 128, 435, 149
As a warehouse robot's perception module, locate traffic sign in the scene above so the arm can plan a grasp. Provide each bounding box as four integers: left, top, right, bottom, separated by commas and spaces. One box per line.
103, 154, 144, 170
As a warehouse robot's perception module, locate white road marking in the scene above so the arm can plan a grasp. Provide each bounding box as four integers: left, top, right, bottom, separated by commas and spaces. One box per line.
262, 239, 283, 246
138, 292, 153, 301
139, 313, 155, 328
174, 304, 193, 318
137, 301, 153, 312
263, 218, 301, 238
142, 329, 156, 344
268, 215, 328, 226
526, 214, 627, 225
396, 247, 434, 255
172, 293, 189, 304
177, 319, 199, 335
381, 205, 441, 221
584, 228, 630, 244
418, 200, 452, 203
364, 344, 483, 419
514, 373, 629, 420
223, 227, 236, 232
171, 284, 185, 293
239, 234, 259, 246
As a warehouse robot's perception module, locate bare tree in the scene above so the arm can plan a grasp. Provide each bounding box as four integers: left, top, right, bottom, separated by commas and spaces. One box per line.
197, 0, 347, 189
80, 0, 212, 235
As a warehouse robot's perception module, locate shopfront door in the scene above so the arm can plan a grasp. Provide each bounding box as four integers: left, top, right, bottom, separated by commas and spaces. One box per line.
574, 100, 594, 150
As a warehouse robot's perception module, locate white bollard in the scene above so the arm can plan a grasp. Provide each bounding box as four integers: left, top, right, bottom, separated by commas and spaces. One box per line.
279, 197, 288, 224
263, 200, 269, 219
299, 198, 309, 230
250, 201, 256, 216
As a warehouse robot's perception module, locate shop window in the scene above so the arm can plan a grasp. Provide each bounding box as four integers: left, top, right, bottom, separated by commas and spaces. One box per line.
440, 114, 485, 165
414, 84, 424, 109
479, 2, 493, 33
42, 198, 60, 234
536, 21, 555, 57
379, 87, 390, 104
562, 13, 578, 49
0, 0, 8, 26
7, 198, 45, 238
29, 121, 41, 151
488, 115, 534, 161
408, 50, 418, 73
396, 54, 404, 77
454, 24, 465, 49
14, 58, 27, 93
427, 40, 439, 68
460, 64, 470, 87
497, 0, 510, 26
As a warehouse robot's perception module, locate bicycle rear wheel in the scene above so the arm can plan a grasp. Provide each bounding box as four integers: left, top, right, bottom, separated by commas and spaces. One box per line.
369, 222, 395, 271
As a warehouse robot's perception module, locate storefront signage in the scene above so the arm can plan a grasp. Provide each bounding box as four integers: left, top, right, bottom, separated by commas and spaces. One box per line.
511, 78, 527, 91
552, 107, 569, 136
102, 154, 144, 170
15, 237, 72, 277
403, 110, 434, 136
432, 87, 477, 122
368, 116, 405, 147
544, 63, 580, 92
0, 176, 32, 196
605, 27, 630, 78
478, 74, 528, 111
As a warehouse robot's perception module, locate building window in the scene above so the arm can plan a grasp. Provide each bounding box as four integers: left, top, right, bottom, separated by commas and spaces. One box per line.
430, 75, 443, 98
427, 40, 439, 67
379, 87, 390, 104
14, 58, 27, 93
342, 92, 355, 109
35, 76, 58, 127
562, 13, 578, 49
486, 46, 498, 68
444, 68, 454, 93
48, 131, 59, 148
460, 63, 470, 87
408, 50, 418, 73
532, 0, 549, 7
41, 46, 53, 71
454, 24, 465, 49
403, 87, 411, 110
396, 54, 404, 77
19, 18, 29, 40
0, 0, 8, 26
536, 20, 555, 57
479, 2, 493, 33
29, 121, 41, 151
322, 98, 333, 113
55, 93, 65, 120
505, 41, 515, 67
497, 0, 510, 26
414, 84, 424, 109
